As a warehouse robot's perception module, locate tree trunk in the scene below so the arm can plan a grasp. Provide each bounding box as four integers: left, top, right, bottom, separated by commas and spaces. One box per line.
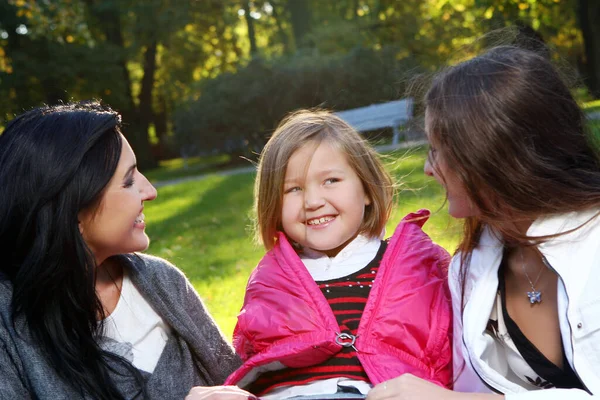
134, 40, 159, 169
270, 0, 290, 54
37, 42, 67, 104
288, 0, 311, 50
83, 0, 157, 168
243, 1, 258, 57
154, 95, 168, 140
83, 0, 136, 112
579, 0, 600, 98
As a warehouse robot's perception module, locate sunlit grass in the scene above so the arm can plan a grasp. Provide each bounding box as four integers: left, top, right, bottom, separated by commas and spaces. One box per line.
143, 154, 231, 183
144, 173, 260, 337
143, 145, 459, 339
386, 146, 461, 251
590, 120, 600, 139
143, 118, 600, 339
584, 99, 600, 114
582, 99, 600, 141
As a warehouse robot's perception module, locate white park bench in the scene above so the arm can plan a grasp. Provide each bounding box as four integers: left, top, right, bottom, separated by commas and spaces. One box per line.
334, 98, 414, 145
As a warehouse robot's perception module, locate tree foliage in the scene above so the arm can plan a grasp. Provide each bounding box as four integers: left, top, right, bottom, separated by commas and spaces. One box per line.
174, 45, 420, 160
0, 0, 597, 163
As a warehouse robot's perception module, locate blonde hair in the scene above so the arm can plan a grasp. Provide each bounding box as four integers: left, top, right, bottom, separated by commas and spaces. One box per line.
254, 109, 394, 250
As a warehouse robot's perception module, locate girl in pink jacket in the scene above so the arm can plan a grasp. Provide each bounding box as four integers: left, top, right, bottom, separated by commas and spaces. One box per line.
225, 109, 452, 399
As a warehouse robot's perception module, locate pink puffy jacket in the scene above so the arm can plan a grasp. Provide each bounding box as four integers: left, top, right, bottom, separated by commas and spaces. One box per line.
225, 210, 452, 389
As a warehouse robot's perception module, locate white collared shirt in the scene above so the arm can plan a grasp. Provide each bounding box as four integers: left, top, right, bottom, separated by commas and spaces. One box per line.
301, 234, 382, 281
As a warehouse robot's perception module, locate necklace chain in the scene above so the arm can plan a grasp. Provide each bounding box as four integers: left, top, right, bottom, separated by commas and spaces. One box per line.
519, 249, 545, 304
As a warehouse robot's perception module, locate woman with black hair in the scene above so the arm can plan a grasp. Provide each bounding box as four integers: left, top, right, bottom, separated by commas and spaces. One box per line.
0, 102, 240, 399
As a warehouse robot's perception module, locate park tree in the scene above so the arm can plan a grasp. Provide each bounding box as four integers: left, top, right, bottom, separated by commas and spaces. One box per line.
288, 0, 311, 49
2, 0, 599, 168
0, 1, 125, 122
243, 1, 259, 57
4, 0, 244, 167
578, 0, 600, 97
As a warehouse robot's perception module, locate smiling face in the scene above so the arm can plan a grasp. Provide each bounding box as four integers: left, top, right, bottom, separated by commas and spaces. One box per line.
79, 135, 157, 264
423, 110, 479, 219
281, 140, 371, 257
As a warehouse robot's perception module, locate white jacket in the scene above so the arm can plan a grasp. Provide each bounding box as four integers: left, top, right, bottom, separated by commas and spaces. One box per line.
451, 209, 600, 399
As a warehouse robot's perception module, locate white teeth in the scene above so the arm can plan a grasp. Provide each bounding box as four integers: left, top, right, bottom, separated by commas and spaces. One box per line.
307, 216, 334, 225
135, 213, 145, 224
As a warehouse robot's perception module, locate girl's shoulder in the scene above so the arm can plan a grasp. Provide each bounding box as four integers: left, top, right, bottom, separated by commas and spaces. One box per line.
383, 210, 450, 278
387, 209, 438, 244
387, 209, 449, 258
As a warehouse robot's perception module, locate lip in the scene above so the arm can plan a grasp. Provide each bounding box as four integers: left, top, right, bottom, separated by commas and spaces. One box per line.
134, 221, 146, 229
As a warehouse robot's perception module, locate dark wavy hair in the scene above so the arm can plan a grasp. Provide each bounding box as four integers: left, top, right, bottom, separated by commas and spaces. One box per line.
0, 102, 145, 398
425, 46, 600, 307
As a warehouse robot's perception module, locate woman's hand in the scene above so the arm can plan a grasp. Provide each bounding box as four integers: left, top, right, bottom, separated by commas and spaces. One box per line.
367, 374, 456, 400
185, 385, 257, 400
367, 374, 502, 400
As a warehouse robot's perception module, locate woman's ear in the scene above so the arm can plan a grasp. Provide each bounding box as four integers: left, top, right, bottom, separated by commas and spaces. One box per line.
77, 210, 88, 236
78, 218, 84, 235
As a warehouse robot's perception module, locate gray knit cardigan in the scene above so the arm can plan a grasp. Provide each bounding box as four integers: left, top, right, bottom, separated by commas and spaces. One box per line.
0, 253, 241, 399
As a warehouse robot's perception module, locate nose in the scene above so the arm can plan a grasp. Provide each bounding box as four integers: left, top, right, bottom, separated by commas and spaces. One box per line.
424, 157, 434, 177
140, 173, 158, 201
304, 187, 325, 210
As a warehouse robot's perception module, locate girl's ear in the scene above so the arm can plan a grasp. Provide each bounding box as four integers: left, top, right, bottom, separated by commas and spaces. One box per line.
364, 194, 372, 206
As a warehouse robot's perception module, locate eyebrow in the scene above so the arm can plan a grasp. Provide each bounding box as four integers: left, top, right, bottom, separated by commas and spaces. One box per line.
319, 168, 345, 175
284, 177, 301, 185
123, 164, 137, 180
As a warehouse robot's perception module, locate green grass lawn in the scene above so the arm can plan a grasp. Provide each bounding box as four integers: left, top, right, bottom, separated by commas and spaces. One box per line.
143, 112, 600, 340
143, 145, 460, 339
584, 99, 600, 114
584, 100, 600, 140
143, 154, 232, 184
591, 120, 600, 140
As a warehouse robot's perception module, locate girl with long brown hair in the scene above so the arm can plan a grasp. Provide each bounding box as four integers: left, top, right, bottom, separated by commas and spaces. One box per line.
367, 46, 600, 399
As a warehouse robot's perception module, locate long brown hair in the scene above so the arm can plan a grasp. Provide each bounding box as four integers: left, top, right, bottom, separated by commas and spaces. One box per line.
425, 45, 600, 287
254, 109, 394, 250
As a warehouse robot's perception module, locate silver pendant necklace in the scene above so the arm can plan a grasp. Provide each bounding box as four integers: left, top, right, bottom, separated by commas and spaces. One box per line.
519, 249, 545, 304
